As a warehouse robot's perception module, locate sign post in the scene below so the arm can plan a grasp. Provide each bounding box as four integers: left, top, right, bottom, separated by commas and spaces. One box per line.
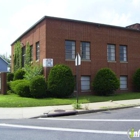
43, 58, 53, 80
75, 53, 81, 108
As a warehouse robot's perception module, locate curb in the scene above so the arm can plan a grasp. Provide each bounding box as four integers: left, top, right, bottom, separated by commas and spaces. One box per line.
77, 104, 140, 115
41, 110, 78, 118
36, 104, 140, 118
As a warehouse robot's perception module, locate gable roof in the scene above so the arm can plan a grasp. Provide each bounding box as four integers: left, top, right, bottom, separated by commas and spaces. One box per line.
11, 15, 140, 46
0, 56, 9, 65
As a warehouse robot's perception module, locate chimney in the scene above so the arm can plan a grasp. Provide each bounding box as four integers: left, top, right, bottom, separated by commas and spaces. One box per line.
126, 23, 140, 30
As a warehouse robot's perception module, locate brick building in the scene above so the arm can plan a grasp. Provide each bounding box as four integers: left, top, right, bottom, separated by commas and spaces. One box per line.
11, 16, 140, 95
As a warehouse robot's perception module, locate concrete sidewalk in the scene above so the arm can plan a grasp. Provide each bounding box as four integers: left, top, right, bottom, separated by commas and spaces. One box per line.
0, 99, 140, 119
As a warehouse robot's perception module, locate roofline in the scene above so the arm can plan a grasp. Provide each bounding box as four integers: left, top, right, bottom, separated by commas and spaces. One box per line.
11, 15, 140, 46
0, 56, 9, 64
11, 16, 46, 46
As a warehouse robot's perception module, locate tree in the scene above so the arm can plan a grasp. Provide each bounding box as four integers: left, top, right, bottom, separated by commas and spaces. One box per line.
14, 41, 22, 72
92, 68, 120, 96
0, 54, 10, 64
23, 64, 43, 80
0, 54, 11, 71
47, 64, 75, 97
25, 42, 31, 66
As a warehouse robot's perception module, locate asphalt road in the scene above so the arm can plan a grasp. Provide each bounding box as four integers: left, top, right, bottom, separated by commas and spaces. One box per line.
0, 107, 140, 140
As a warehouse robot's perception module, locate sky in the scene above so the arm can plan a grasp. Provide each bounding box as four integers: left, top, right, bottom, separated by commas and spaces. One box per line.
0, 0, 140, 57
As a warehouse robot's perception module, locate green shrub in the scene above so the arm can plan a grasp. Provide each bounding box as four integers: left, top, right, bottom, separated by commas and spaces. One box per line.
30, 76, 47, 98
7, 82, 11, 90
133, 68, 140, 91
7, 73, 14, 82
14, 69, 25, 80
92, 68, 120, 96
10, 79, 27, 94
47, 64, 75, 98
15, 81, 31, 97
23, 64, 43, 80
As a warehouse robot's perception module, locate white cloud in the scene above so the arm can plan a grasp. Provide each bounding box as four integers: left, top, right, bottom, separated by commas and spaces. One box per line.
2, 0, 140, 56
0, 28, 11, 55
132, 0, 140, 7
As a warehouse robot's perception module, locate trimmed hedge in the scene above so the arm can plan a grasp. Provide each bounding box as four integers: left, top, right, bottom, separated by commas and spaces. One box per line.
133, 68, 140, 91
14, 69, 25, 80
7, 73, 14, 82
47, 64, 75, 98
10, 79, 27, 94
30, 76, 47, 98
92, 68, 120, 96
15, 80, 31, 97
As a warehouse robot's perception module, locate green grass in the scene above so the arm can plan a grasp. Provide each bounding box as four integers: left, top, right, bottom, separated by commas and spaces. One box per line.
0, 92, 140, 107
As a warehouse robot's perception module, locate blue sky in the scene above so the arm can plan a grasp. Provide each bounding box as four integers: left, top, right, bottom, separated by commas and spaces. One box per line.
0, 0, 140, 56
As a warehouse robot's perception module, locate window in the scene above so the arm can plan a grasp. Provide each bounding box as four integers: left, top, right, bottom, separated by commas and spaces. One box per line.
120, 45, 127, 62
22, 47, 25, 67
120, 76, 127, 89
30, 45, 33, 61
107, 44, 116, 61
36, 42, 40, 60
65, 41, 75, 60
81, 76, 90, 91
80, 42, 90, 60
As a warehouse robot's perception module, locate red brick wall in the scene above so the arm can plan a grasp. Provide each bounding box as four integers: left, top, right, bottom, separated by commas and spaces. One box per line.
45, 18, 140, 94
11, 19, 47, 71
11, 17, 140, 95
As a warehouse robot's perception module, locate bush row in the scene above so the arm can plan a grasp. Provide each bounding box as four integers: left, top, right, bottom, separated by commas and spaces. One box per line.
7, 65, 140, 98
9, 76, 47, 98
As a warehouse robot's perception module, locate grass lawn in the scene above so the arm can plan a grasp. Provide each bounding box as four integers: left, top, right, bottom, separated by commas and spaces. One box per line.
0, 92, 140, 107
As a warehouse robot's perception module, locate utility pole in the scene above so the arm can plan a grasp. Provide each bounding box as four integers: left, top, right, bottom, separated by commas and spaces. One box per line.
75, 53, 81, 108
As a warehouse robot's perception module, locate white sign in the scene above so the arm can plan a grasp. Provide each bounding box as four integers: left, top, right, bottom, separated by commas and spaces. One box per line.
75, 53, 81, 66
43, 58, 53, 67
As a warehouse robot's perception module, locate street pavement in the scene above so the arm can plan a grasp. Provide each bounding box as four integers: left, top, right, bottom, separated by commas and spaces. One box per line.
0, 107, 140, 140
0, 99, 140, 119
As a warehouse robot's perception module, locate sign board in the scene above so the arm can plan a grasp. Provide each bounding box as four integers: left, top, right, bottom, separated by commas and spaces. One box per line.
75, 53, 81, 66
43, 58, 53, 67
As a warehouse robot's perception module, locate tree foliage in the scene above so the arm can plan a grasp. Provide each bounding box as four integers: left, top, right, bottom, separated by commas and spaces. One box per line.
25, 42, 31, 66
92, 68, 120, 96
0, 54, 10, 64
14, 41, 22, 72
23, 64, 43, 80
47, 64, 75, 97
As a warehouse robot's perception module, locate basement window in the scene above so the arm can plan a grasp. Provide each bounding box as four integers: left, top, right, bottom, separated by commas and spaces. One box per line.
81, 76, 90, 91
120, 76, 127, 89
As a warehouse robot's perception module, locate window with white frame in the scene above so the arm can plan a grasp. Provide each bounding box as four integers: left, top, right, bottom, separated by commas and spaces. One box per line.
120, 76, 127, 89
107, 44, 116, 61
120, 45, 127, 62
80, 42, 90, 60
81, 76, 90, 91
65, 40, 75, 60
36, 42, 40, 60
